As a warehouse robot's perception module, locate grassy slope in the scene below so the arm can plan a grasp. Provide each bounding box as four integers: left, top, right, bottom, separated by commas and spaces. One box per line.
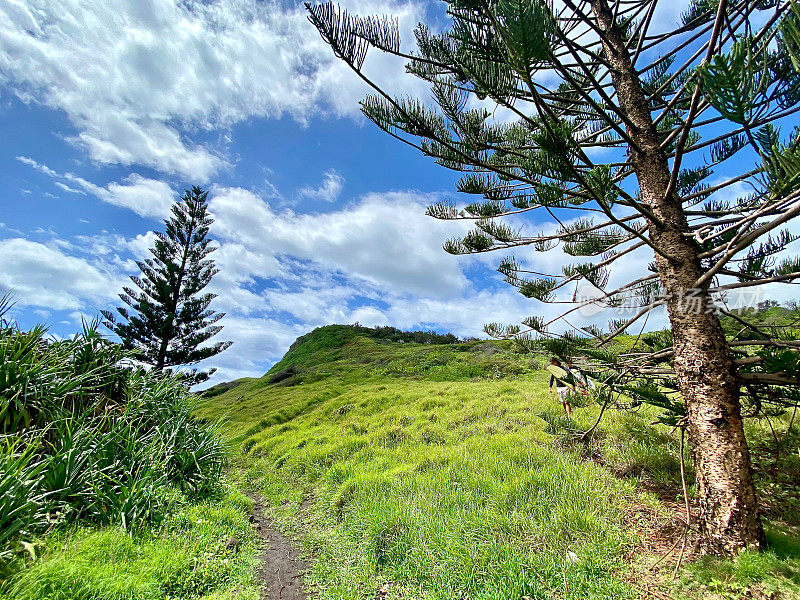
199, 325, 800, 600
2, 483, 261, 600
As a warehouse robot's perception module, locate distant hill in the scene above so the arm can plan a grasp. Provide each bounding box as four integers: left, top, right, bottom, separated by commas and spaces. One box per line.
203, 304, 800, 398
197, 321, 800, 600
263, 324, 531, 385
200, 324, 525, 399
719, 302, 800, 336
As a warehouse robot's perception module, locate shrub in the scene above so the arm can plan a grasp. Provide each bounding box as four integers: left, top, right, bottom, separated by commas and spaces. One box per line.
0, 310, 227, 570
0, 438, 48, 572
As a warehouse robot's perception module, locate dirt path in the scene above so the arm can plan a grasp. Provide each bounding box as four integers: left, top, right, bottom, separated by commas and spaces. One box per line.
247, 493, 309, 600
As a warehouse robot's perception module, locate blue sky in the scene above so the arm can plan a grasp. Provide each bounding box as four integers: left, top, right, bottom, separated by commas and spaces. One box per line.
1, 0, 796, 385
0, 0, 547, 384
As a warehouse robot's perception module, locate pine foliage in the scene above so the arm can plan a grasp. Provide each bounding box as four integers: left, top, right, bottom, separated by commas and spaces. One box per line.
102, 187, 231, 383
306, 0, 800, 420
308, 0, 800, 552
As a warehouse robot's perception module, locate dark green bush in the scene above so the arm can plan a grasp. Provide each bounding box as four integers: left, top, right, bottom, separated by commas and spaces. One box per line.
0, 439, 48, 573
0, 305, 227, 570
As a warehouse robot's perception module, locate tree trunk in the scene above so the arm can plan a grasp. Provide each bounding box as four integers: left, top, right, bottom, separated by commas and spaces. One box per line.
156, 209, 198, 372
591, 0, 765, 555
155, 333, 170, 372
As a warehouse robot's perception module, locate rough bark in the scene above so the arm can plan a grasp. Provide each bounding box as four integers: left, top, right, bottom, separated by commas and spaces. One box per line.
591, 0, 765, 555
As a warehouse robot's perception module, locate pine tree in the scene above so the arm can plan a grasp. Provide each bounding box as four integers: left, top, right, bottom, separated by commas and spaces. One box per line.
102, 186, 232, 383
307, 0, 800, 555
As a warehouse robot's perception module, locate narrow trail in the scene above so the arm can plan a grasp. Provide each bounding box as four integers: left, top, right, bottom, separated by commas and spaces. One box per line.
246, 492, 309, 600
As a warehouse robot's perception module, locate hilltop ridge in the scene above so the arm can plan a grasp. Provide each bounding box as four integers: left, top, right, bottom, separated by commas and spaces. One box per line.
203, 305, 800, 398
257, 324, 533, 387
267, 324, 464, 376
197, 321, 800, 600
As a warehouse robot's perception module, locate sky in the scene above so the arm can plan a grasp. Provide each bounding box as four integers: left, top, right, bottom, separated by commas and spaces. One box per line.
0, 0, 796, 386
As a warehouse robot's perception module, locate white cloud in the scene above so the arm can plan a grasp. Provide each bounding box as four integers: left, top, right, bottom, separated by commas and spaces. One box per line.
190, 187, 676, 381
200, 315, 302, 383
102, 175, 175, 219
209, 186, 469, 298
0, 238, 120, 310
16, 156, 57, 177
54, 182, 86, 195
15, 156, 175, 219
0, 0, 429, 179
299, 169, 345, 203
13, 181, 779, 389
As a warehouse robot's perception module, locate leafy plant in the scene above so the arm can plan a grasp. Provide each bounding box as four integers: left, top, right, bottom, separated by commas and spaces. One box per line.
0, 315, 228, 567
0, 438, 48, 571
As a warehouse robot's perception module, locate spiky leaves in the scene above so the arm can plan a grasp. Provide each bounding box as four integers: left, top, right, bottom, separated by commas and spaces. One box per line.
758, 127, 800, 197
102, 187, 231, 383
305, 3, 399, 70
559, 219, 624, 257
491, 0, 557, 83
308, 0, 800, 553
737, 230, 800, 280
699, 39, 771, 126
781, 0, 800, 71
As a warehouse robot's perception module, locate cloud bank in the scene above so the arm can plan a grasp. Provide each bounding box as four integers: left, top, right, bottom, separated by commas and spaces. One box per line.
1, 0, 428, 179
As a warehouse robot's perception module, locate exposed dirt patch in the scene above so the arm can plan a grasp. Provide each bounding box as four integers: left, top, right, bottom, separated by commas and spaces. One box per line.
268, 365, 302, 385
247, 492, 309, 600
587, 449, 701, 565
467, 342, 502, 356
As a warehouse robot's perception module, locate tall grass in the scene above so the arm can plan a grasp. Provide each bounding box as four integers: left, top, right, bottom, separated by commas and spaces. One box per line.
6, 486, 261, 600
200, 325, 800, 599
212, 372, 642, 598
0, 301, 227, 575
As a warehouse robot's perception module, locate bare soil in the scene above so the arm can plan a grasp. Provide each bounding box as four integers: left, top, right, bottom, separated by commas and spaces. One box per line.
247, 492, 309, 600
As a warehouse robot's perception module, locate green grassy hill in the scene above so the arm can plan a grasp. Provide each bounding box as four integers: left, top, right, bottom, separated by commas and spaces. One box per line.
199, 325, 800, 600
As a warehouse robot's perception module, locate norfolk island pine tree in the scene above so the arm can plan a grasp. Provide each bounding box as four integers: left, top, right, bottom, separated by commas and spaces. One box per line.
306, 0, 800, 555
102, 186, 232, 384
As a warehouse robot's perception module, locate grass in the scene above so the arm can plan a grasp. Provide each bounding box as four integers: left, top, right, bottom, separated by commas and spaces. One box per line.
0, 314, 258, 600
2, 483, 261, 600
675, 530, 800, 598
235, 374, 640, 598
4, 320, 794, 599
198, 325, 800, 599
